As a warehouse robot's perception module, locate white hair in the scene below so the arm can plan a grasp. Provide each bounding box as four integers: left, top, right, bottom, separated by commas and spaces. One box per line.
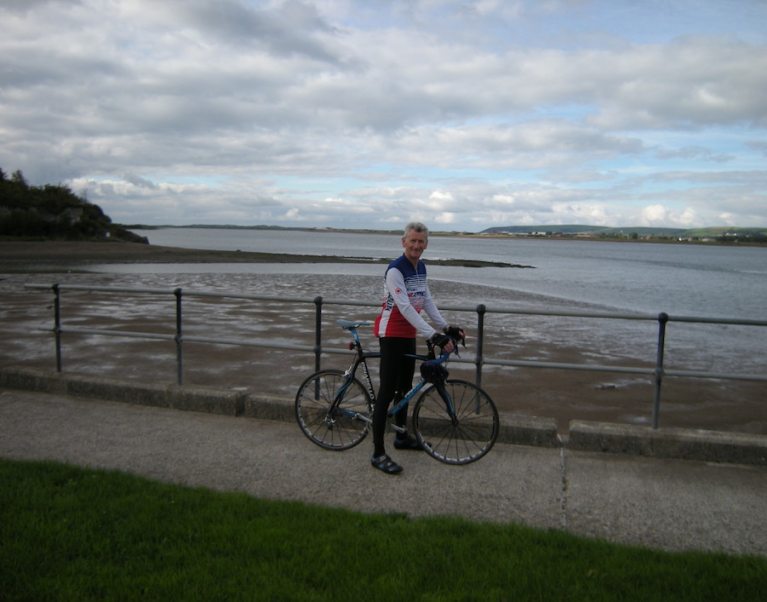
402, 221, 429, 241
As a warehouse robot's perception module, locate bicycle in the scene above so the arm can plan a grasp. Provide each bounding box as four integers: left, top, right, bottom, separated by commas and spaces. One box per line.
294, 319, 499, 465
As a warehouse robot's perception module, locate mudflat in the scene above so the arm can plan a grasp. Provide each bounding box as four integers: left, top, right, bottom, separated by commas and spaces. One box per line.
0, 239, 370, 269
0, 240, 519, 271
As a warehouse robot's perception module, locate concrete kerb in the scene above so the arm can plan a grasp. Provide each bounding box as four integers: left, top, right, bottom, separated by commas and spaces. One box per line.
2, 366, 764, 466
0, 366, 245, 416
569, 419, 767, 466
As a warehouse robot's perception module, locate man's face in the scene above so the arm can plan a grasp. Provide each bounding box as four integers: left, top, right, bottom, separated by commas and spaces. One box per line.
402, 229, 428, 265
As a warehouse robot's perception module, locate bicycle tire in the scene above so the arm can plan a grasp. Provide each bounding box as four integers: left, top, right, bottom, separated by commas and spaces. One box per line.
412, 379, 499, 465
295, 369, 373, 451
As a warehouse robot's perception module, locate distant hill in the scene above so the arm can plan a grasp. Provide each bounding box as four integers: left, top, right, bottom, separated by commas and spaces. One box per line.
0, 167, 146, 243
480, 224, 767, 242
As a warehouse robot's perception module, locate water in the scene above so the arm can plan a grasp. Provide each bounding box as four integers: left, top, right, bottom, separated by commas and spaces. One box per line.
130, 227, 767, 320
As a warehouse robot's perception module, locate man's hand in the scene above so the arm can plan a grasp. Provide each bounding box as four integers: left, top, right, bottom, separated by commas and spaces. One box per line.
444, 325, 466, 345
429, 332, 455, 354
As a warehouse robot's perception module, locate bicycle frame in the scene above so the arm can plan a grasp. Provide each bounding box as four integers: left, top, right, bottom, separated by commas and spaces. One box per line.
339, 325, 380, 407
334, 325, 457, 431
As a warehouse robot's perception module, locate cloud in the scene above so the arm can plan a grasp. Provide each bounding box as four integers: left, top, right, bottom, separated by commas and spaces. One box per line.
639, 204, 698, 227
1, 0, 766, 229
586, 39, 767, 129
118, 0, 341, 61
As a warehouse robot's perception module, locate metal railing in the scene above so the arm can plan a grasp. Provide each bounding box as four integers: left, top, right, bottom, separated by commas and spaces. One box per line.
26, 283, 767, 429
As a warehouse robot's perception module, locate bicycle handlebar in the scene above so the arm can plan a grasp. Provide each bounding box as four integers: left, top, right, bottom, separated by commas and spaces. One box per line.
337, 318, 465, 361
427, 330, 465, 358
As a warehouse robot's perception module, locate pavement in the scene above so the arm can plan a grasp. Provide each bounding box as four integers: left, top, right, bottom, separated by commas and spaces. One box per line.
2, 386, 766, 558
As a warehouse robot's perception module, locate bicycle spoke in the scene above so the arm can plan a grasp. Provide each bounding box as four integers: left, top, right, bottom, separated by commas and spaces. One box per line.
413, 379, 499, 465
295, 370, 373, 451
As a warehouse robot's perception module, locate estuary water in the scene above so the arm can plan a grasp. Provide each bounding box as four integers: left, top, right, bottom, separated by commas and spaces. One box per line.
130, 227, 767, 320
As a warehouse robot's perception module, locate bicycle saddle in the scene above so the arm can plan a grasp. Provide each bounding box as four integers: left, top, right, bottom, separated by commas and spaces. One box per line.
337, 319, 372, 330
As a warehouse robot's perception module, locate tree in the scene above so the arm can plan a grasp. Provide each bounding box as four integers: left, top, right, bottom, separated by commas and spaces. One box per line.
11, 169, 28, 188
0, 165, 147, 243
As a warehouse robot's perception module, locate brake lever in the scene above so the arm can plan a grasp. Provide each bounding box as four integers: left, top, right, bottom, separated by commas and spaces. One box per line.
452, 337, 462, 358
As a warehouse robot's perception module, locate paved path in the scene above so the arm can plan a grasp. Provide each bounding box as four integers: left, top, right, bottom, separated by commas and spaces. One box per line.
1, 389, 765, 557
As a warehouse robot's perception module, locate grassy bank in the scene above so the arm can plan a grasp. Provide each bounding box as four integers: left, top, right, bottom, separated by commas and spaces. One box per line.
1, 459, 764, 601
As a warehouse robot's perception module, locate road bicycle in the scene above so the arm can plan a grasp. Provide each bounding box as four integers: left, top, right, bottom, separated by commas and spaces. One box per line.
295, 319, 499, 465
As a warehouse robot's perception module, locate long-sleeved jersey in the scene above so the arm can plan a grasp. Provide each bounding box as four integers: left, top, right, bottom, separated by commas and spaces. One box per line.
373, 254, 448, 339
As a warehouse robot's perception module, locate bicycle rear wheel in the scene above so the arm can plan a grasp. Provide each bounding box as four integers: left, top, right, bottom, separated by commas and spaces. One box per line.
412, 379, 499, 465
295, 369, 373, 451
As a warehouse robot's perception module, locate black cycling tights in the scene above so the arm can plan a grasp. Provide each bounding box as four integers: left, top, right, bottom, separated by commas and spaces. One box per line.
373, 337, 416, 457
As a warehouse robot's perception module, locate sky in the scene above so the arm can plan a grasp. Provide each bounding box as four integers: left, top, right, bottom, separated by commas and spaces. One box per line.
2, 0, 767, 232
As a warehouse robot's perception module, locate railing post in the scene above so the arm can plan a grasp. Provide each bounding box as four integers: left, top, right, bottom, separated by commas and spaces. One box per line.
52, 283, 62, 372
652, 312, 669, 429
314, 296, 323, 372
174, 287, 183, 385
475, 304, 486, 387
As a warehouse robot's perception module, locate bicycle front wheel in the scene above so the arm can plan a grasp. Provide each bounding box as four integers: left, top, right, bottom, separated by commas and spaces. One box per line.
295, 369, 373, 451
412, 379, 499, 465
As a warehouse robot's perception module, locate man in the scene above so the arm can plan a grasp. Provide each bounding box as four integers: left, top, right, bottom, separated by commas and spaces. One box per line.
371, 222, 461, 474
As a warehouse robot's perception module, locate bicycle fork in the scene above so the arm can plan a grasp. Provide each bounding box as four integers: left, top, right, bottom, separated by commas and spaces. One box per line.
433, 381, 460, 426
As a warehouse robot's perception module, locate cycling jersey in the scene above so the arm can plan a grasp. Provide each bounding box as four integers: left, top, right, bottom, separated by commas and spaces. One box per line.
374, 254, 448, 339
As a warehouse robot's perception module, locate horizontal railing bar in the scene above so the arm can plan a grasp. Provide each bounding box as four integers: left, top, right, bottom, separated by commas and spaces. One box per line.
187, 292, 376, 308
44, 326, 363, 356
448, 305, 767, 327
26, 284, 767, 328
27, 283, 175, 296
664, 369, 767, 382
484, 357, 654, 376
664, 315, 767, 327
182, 335, 312, 353
186, 291, 317, 304
27, 284, 380, 308
60, 327, 175, 341
44, 324, 767, 384
46, 324, 767, 384
476, 306, 656, 321
485, 358, 767, 382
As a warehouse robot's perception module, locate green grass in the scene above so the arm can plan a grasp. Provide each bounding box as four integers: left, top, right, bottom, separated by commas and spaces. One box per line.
1, 459, 765, 601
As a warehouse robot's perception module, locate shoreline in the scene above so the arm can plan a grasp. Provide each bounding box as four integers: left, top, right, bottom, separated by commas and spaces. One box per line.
0, 240, 528, 271
128, 224, 767, 245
